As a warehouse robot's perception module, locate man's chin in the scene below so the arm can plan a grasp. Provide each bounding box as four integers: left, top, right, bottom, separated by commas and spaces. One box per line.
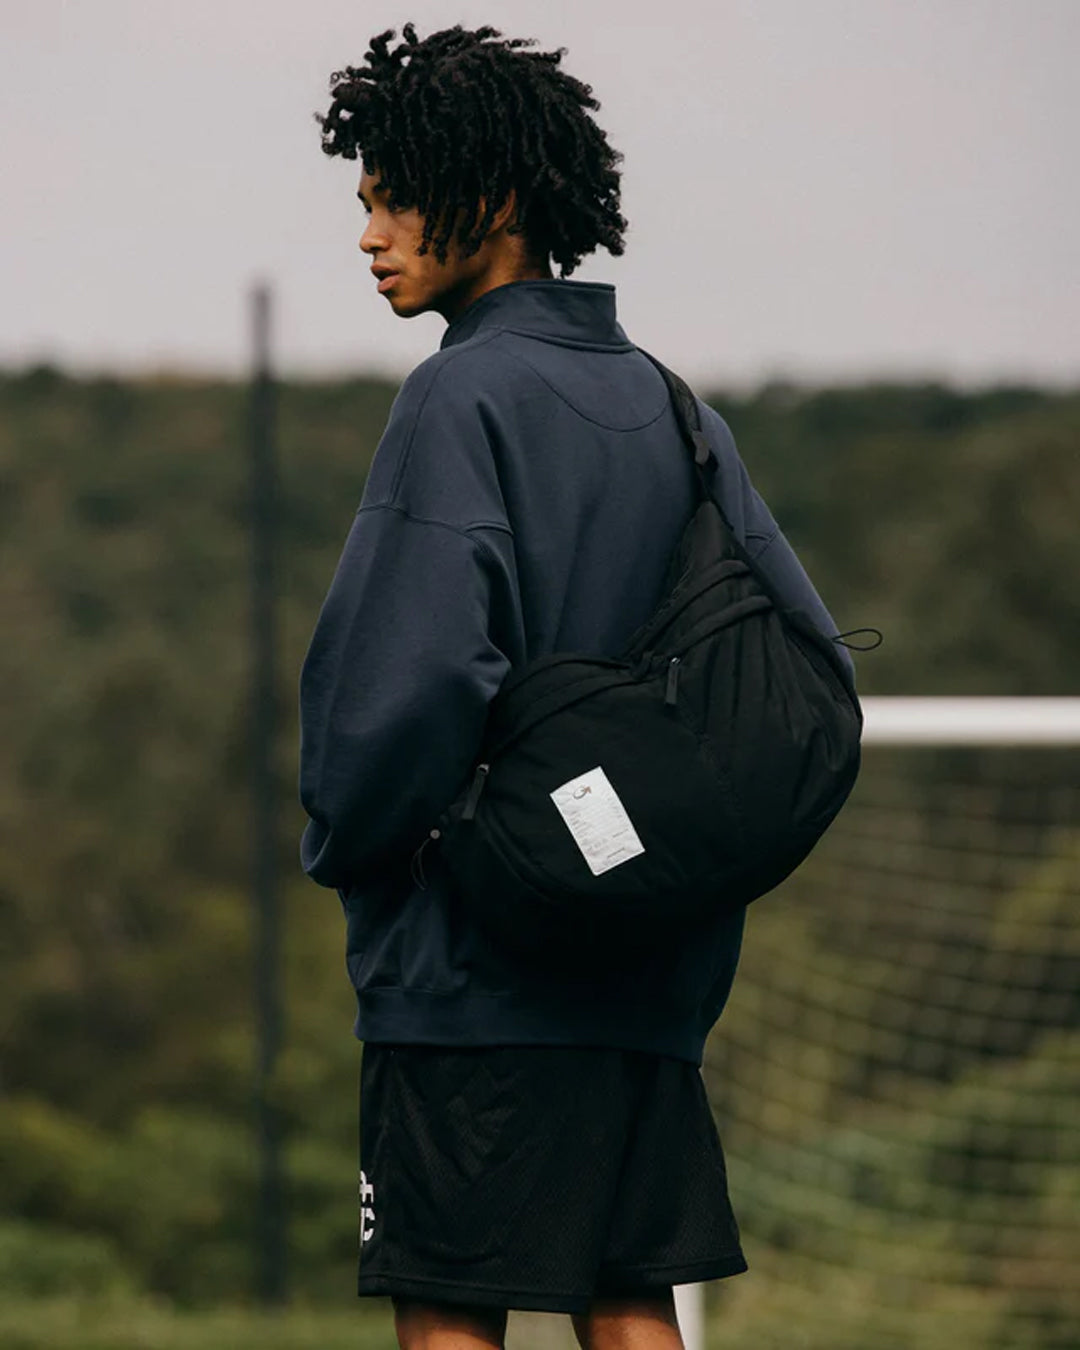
384, 291, 430, 319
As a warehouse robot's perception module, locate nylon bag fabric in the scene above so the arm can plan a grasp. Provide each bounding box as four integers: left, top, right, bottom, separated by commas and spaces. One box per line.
433, 356, 863, 968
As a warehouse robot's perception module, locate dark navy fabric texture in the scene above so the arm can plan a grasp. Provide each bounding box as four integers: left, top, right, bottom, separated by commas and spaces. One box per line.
299, 279, 851, 1064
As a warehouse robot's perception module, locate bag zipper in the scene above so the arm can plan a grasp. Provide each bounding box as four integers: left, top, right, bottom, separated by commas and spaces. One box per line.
460, 763, 491, 822
628, 558, 750, 655
486, 598, 771, 763
485, 668, 640, 763
496, 652, 629, 704
665, 656, 681, 707
670, 594, 772, 660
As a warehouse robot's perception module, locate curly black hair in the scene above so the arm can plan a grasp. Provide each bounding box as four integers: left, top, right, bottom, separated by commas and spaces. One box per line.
315, 22, 627, 278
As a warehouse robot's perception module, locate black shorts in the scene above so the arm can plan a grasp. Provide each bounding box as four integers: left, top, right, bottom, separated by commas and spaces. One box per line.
357, 1043, 746, 1314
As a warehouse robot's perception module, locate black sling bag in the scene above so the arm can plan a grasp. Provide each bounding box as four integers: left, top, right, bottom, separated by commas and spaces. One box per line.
431, 354, 865, 966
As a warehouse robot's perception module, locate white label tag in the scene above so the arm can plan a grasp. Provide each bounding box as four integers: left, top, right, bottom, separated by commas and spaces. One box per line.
549, 766, 645, 877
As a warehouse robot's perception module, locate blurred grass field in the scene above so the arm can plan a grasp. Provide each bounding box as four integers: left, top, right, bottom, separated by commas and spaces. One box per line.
0, 1298, 395, 1350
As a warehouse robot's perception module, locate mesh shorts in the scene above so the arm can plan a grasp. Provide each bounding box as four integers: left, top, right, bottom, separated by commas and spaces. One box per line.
357, 1043, 747, 1314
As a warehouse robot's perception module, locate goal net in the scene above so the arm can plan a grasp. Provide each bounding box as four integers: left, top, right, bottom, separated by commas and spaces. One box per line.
700, 699, 1080, 1350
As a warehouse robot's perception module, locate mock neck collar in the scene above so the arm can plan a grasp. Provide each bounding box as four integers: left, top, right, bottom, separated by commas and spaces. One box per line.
440, 279, 632, 352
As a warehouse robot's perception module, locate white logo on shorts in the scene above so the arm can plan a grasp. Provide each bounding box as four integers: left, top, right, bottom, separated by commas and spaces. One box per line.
359, 1170, 376, 1243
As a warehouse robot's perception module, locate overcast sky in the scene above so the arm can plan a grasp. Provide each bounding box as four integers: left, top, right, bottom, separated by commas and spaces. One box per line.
4, 0, 1077, 387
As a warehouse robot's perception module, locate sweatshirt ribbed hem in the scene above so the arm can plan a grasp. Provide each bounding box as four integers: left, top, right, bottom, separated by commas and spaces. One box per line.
353, 986, 707, 1065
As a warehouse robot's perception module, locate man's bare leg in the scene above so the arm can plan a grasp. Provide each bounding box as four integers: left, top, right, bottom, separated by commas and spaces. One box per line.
572, 1292, 684, 1350
393, 1298, 508, 1350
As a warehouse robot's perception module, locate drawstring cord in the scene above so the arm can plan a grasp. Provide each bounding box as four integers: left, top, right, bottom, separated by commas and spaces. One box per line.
410, 828, 441, 890
833, 628, 883, 652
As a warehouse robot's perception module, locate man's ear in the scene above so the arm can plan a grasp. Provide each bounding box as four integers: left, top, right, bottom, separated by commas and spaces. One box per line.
488, 189, 519, 234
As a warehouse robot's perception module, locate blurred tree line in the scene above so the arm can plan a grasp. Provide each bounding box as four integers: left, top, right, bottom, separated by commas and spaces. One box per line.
0, 365, 1077, 1326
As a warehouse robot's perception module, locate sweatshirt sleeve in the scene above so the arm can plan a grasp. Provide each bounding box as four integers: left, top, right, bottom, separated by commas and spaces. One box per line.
299, 504, 513, 890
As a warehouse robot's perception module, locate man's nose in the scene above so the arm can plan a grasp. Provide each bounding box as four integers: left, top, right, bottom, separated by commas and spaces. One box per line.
359, 219, 389, 254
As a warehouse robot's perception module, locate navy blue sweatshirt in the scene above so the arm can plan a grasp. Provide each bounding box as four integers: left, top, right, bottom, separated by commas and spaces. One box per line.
299, 279, 850, 1065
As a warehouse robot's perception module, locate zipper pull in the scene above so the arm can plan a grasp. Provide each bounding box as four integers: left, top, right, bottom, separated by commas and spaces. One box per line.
664, 656, 681, 707
460, 763, 490, 822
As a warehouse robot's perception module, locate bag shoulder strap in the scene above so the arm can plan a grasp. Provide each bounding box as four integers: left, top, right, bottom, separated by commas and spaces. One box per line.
638, 348, 717, 500
638, 346, 770, 586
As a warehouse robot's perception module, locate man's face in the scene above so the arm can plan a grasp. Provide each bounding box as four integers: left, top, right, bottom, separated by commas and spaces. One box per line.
357, 168, 502, 323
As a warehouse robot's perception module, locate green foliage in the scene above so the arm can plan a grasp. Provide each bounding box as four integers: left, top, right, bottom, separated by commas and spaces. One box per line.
0, 364, 1077, 1342
0, 1222, 135, 1300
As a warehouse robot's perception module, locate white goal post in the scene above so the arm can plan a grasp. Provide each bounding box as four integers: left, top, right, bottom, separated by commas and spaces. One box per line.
860, 696, 1080, 745
675, 695, 1080, 1350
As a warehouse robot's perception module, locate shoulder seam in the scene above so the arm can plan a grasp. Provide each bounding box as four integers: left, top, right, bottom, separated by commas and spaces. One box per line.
357, 502, 514, 543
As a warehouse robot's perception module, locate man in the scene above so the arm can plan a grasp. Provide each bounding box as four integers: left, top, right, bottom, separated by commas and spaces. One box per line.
300, 23, 849, 1350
